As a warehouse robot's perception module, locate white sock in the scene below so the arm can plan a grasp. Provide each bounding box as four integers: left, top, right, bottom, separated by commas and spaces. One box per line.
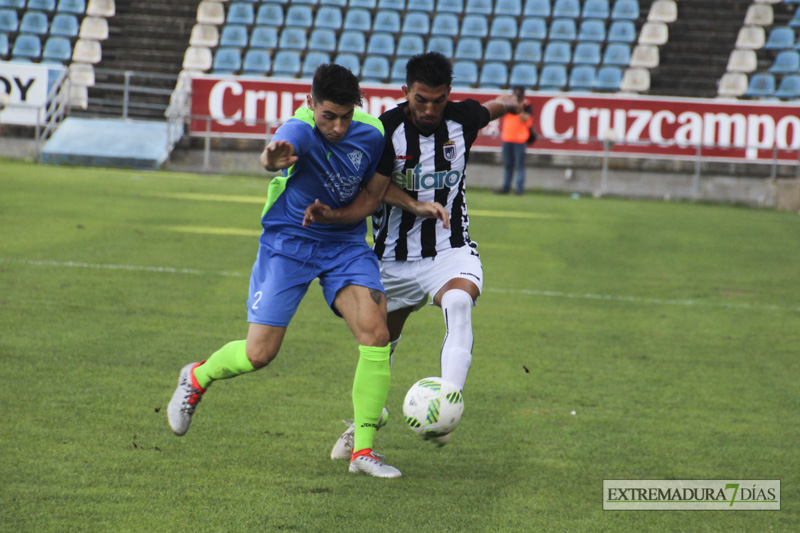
440, 289, 474, 390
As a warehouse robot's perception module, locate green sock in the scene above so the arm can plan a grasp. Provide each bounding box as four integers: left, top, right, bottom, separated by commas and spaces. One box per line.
193, 340, 255, 390
352, 344, 391, 453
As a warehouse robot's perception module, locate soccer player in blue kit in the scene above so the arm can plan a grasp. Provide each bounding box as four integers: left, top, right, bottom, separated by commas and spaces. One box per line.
167, 64, 448, 478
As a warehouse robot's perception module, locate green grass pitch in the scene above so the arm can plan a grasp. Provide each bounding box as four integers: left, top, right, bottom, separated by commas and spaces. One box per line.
1, 159, 798, 531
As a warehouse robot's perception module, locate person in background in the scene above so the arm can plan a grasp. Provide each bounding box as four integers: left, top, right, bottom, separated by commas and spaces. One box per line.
498, 86, 535, 195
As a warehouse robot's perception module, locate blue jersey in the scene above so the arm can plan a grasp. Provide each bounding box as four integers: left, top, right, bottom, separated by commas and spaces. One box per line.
260, 106, 385, 242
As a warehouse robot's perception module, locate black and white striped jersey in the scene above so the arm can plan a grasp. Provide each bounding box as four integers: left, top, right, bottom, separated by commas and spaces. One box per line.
372, 99, 491, 261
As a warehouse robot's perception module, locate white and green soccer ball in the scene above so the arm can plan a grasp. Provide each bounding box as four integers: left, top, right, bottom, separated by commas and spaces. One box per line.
403, 377, 464, 438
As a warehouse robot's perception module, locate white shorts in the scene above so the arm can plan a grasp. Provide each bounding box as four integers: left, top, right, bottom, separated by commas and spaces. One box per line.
379, 247, 483, 313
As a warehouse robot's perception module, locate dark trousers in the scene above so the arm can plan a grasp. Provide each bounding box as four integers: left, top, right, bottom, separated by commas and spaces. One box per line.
502, 142, 527, 193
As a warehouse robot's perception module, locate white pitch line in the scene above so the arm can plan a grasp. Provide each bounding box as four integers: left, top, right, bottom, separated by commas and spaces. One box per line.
3, 258, 798, 313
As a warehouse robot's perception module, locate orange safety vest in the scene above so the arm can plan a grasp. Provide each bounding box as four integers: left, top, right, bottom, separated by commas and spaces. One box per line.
501, 102, 534, 144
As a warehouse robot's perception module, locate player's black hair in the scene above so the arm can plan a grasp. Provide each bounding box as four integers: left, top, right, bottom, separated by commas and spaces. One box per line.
405, 52, 453, 89
311, 64, 363, 107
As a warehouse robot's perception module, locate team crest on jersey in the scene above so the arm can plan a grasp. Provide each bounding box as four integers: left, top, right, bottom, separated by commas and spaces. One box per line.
347, 150, 363, 171
443, 141, 456, 162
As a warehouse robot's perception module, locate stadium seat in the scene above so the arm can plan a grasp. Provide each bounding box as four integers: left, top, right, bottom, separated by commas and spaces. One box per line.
407, 0, 434, 10
717, 72, 747, 98
765, 27, 794, 51
549, 18, 577, 41
552, 0, 579, 18
402, 11, 430, 35
726, 48, 756, 73
42, 35, 71, 62
337, 30, 366, 54
361, 55, 390, 82
396, 34, 424, 57
569, 65, 596, 91
308, 28, 336, 52
314, 6, 342, 29
745, 72, 776, 98
57, 0, 85, 14
607, 20, 636, 43
509, 63, 537, 87
543, 41, 571, 64
213, 47, 242, 73
479, 62, 508, 88
302, 51, 330, 77
391, 57, 407, 82
436, 0, 463, 13
495, 0, 522, 16
602, 42, 630, 66
519, 17, 547, 40
285, 5, 313, 27
638, 21, 668, 45
595, 65, 622, 90
378, 0, 404, 9
278, 27, 307, 50
49, 13, 79, 37
620, 67, 649, 92
86, 0, 114, 17
0, 33, 8, 58
292, 0, 317, 4
735, 25, 765, 50
484, 38, 512, 61
320, 0, 347, 5
629, 44, 659, 68
611, 0, 638, 20
432, 13, 459, 36
573, 42, 601, 65
490, 16, 518, 39
0, 0, 25, 9
72, 37, 101, 63
183, 45, 212, 71
455, 37, 482, 60
29, 0, 57, 12
197, 2, 225, 25
514, 40, 542, 63
242, 49, 271, 74
343, 9, 371, 32
0, 9, 19, 33
256, 3, 284, 26
465, 0, 491, 15
578, 19, 606, 42
67, 62, 95, 88
790, 10, 800, 29
539, 64, 567, 90
776, 74, 800, 99
373, 10, 401, 33
20, 11, 49, 35
226, 3, 255, 25
426, 35, 453, 56
250, 25, 278, 49
460, 14, 488, 37
770, 50, 800, 74
79, 16, 108, 40
219, 25, 249, 48
350, 0, 377, 8
523, 0, 550, 18
452, 60, 478, 86
271, 50, 301, 76
582, 0, 609, 19
648, 0, 678, 23
367, 32, 395, 56
334, 52, 361, 76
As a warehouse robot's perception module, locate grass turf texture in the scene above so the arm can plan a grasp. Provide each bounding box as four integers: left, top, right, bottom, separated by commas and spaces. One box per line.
1, 160, 798, 532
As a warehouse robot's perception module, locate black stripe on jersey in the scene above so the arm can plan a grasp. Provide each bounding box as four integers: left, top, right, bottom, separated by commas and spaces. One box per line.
394, 124, 422, 262
372, 203, 390, 259
449, 171, 468, 249
421, 123, 453, 257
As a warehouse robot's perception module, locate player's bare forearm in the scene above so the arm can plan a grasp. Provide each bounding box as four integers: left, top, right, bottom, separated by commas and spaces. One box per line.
484, 94, 524, 121
383, 182, 450, 230
302, 174, 390, 226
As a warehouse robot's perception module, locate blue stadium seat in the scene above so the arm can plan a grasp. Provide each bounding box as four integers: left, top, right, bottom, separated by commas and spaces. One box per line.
343, 9, 371, 32
12, 34, 42, 59
350, 0, 377, 7
226, 3, 256, 25
272, 50, 302, 76
452, 59, 478, 86
28, 0, 56, 12
256, 3, 284, 26
213, 47, 242, 73
321, 0, 347, 5
292, 0, 318, 4
789, 10, 800, 29
378, 0, 405, 9
611, 0, 638, 20
367, 32, 395, 56
0, 0, 25, 9
539, 64, 568, 90
362, 55, 390, 82
278, 27, 307, 50
568, 65, 596, 91
509, 63, 538, 87
595, 65, 622, 90
0, 33, 8, 57
42, 35, 71, 62
465, 0, 492, 15
407, 0, 434, 10
314, 6, 342, 29
285, 5, 313, 27
490, 16, 518, 39
552, 0, 579, 18
242, 49, 271, 74
250, 25, 279, 49
479, 61, 508, 88
514, 40, 542, 63
334, 52, 361, 75
578, 19, 606, 42
776, 74, 800, 99
495, 0, 522, 16
402, 11, 430, 35
0, 9, 19, 33
20, 11, 49, 35
549, 18, 577, 41
373, 10, 401, 33
455, 37, 482, 60
56, 0, 85, 14
396, 34, 424, 57
519, 17, 547, 40
523, 0, 550, 17
460, 14, 488, 38
765, 27, 794, 51
49, 13, 78, 37
607, 20, 635, 43
603, 42, 630, 65
484, 38, 512, 61
573, 42, 601, 65
303, 51, 331, 77
308, 28, 336, 51
436, 0, 463, 13
432, 13, 459, 36
219, 25, 249, 48
391, 57, 407, 82
582, 0, 609, 19
543, 41, 571, 64
427, 36, 453, 56
337, 30, 366, 54
770, 50, 800, 74
745, 73, 775, 98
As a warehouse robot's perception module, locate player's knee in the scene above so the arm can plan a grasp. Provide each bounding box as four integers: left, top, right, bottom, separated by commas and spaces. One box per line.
246, 344, 278, 369
359, 324, 390, 348
442, 289, 473, 329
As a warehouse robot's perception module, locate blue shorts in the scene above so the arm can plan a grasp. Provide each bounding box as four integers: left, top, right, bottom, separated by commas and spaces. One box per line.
247, 231, 384, 327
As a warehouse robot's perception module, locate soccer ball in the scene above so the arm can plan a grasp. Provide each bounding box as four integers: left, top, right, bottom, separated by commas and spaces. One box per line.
402, 377, 464, 438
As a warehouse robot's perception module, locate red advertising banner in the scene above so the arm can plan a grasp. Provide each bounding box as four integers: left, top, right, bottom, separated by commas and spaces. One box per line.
190, 75, 800, 163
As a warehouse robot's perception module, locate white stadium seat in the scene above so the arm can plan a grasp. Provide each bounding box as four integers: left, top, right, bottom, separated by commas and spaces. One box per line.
190, 24, 219, 47
72, 38, 102, 63
86, 0, 115, 17
79, 17, 108, 40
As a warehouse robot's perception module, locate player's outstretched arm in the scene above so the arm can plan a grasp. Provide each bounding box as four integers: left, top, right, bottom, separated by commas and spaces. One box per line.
483, 94, 524, 121
383, 182, 450, 230
302, 173, 391, 226
260, 140, 298, 172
